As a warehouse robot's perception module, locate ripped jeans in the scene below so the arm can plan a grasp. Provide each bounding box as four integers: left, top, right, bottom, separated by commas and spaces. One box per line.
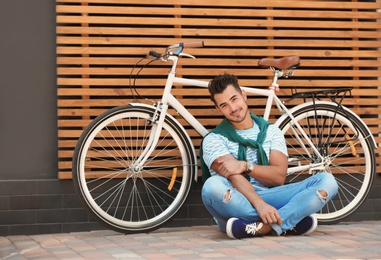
201, 172, 338, 235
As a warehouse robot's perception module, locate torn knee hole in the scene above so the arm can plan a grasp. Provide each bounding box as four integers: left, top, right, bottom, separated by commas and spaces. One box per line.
317, 189, 328, 201
223, 189, 232, 203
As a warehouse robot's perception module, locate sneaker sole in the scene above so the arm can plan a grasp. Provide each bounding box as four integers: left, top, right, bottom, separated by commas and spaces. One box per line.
226, 217, 239, 239
304, 215, 318, 235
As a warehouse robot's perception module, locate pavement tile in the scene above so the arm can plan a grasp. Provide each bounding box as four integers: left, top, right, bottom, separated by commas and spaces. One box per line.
79, 251, 114, 259
49, 251, 83, 259
162, 249, 195, 256
113, 252, 144, 259
198, 252, 227, 258
142, 253, 179, 260
131, 247, 162, 255
1, 221, 381, 259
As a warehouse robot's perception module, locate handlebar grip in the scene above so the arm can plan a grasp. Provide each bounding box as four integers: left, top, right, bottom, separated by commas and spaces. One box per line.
182, 41, 204, 48
149, 51, 162, 58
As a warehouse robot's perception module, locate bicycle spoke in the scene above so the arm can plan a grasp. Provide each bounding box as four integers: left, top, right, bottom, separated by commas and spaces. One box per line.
278, 104, 375, 223
73, 106, 194, 233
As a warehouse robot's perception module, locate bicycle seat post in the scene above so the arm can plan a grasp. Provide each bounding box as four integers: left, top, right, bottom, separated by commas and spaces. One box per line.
270, 68, 283, 92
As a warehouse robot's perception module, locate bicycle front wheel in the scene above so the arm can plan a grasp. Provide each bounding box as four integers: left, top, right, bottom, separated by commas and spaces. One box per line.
277, 103, 376, 224
72, 104, 196, 233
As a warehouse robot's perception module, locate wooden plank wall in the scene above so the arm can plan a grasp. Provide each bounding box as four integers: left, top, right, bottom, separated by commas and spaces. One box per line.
56, 0, 381, 179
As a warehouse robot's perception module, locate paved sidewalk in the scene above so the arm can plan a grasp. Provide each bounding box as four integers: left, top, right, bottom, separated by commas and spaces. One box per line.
1, 221, 380, 260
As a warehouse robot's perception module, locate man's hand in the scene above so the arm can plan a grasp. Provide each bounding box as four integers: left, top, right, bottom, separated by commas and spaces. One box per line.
254, 200, 283, 226
215, 155, 246, 179
211, 154, 283, 227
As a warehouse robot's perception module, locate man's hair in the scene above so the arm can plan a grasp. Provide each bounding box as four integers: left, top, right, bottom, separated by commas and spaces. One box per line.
208, 73, 242, 105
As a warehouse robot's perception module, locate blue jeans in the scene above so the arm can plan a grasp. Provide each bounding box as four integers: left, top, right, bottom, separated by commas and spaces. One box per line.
201, 172, 338, 235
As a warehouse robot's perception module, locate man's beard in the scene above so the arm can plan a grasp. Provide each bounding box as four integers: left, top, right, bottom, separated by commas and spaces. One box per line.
228, 107, 248, 124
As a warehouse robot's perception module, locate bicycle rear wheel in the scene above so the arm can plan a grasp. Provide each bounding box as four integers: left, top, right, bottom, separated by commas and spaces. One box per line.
277, 103, 376, 224
72, 104, 196, 233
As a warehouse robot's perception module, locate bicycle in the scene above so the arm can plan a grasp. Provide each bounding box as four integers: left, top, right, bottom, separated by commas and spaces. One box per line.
72, 41, 377, 234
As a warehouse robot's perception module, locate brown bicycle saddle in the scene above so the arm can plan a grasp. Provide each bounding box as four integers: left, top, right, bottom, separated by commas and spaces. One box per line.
258, 56, 300, 70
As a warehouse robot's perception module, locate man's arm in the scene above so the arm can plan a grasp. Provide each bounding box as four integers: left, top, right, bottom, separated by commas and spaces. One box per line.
246, 150, 287, 187
215, 150, 287, 187
210, 153, 284, 226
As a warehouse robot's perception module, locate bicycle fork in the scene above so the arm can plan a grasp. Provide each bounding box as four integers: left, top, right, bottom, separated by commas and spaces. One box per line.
132, 62, 177, 173
133, 102, 169, 171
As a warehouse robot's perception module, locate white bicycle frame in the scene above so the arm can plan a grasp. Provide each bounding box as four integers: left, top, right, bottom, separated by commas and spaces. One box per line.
132, 53, 376, 179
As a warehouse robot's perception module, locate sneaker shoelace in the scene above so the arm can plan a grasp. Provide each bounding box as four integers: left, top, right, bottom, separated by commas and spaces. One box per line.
245, 222, 264, 235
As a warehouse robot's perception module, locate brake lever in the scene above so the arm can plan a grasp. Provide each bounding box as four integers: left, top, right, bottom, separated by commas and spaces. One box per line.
179, 53, 196, 59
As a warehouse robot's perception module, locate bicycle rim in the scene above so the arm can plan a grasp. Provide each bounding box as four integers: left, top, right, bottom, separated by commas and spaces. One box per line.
278, 104, 375, 223
73, 105, 194, 233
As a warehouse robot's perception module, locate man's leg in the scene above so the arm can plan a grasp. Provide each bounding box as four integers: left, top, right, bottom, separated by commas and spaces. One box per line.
202, 172, 338, 236
202, 175, 264, 233
258, 172, 338, 235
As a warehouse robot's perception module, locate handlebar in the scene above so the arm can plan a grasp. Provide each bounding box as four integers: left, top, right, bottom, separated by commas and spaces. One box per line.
148, 41, 204, 60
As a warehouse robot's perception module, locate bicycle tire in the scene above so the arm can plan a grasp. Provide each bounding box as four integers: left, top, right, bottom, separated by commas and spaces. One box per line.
72, 104, 196, 233
276, 103, 376, 224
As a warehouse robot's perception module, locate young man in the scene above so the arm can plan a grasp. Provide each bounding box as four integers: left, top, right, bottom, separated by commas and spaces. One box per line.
201, 73, 338, 239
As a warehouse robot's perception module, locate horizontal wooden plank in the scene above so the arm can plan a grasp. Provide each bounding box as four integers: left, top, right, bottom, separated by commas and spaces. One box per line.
56, 88, 381, 97
57, 46, 381, 58
58, 168, 203, 179
62, 106, 376, 118
57, 37, 381, 49
57, 98, 381, 109
57, 16, 381, 30
57, 78, 381, 87
58, 172, 72, 179
58, 164, 381, 179
57, 67, 381, 77
57, 115, 381, 128
57, 106, 381, 117
56, 5, 381, 19
58, 127, 381, 147
56, 26, 381, 39
58, 135, 381, 160
57, 88, 208, 96
57, 114, 381, 128
62, 131, 376, 147
57, 57, 381, 68
58, 128, 203, 138
56, 0, 381, 10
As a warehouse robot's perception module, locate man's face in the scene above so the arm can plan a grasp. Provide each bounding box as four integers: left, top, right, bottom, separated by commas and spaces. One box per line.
214, 84, 249, 124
